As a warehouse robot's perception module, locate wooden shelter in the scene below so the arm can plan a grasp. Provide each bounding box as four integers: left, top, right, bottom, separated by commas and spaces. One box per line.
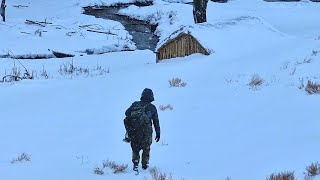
156, 28, 210, 62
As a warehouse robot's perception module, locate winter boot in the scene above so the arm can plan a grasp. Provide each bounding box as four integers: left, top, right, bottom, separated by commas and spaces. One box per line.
133, 163, 138, 171
142, 164, 149, 170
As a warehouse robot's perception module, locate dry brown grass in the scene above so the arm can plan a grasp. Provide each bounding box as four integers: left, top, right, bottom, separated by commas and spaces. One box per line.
169, 78, 187, 87
93, 167, 104, 175
248, 74, 264, 90
149, 167, 173, 180
305, 80, 320, 95
266, 171, 295, 180
11, 153, 31, 163
159, 105, 173, 111
304, 162, 320, 178
103, 160, 128, 174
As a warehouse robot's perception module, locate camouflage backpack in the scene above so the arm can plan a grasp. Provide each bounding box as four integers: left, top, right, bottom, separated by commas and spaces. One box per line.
129, 102, 151, 132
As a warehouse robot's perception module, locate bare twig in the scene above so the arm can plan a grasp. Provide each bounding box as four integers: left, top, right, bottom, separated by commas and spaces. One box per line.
51, 25, 67, 29
25, 19, 46, 27
20, 31, 32, 35
12, 5, 29, 8
86, 29, 116, 35
79, 24, 104, 30
8, 50, 33, 79
25, 19, 51, 27
2, 75, 21, 82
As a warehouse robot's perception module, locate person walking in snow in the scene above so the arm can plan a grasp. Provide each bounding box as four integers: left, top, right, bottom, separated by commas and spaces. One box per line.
123, 88, 161, 171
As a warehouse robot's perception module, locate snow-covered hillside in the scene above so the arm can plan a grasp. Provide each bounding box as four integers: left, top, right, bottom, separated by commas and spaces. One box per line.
1, 0, 320, 180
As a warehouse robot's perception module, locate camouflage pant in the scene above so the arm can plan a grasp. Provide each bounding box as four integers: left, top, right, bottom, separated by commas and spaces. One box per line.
130, 136, 152, 166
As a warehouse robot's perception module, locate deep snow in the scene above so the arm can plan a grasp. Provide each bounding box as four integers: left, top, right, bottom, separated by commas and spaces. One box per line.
1, 0, 320, 180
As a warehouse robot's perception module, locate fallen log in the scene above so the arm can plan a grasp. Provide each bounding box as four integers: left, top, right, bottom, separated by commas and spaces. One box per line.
52, 50, 75, 58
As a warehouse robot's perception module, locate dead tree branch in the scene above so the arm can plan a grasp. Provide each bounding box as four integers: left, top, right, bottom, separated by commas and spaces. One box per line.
25, 19, 46, 27
79, 24, 104, 30
12, 5, 29, 8
25, 19, 52, 27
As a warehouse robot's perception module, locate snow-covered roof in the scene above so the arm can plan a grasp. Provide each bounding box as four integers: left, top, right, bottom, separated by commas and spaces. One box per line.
155, 25, 213, 53
156, 16, 286, 54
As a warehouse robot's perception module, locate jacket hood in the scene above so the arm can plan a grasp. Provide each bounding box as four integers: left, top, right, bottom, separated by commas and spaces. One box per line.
140, 88, 154, 102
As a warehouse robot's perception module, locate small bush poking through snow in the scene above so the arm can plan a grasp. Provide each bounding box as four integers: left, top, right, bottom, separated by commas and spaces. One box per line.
59, 61, 89, 76
168, 11, 177, 25
266, 171, 295, 180
11, 153, 31, 163
34, 29, 43, 37
1, 67, 34, 83
147, 10, 164, 24
93, 167, 104, 175
159, 105, 173, 111
305, 80, 320, 95
298, 78, 305, 90
40, 65, 49, 79
296, 58, 312, 65
280, 61, 290, 70
103, 160, 128, 174
149, 167, 173, 180
311, 50, 319, 56
304, 162, 320, 178
169, 78, 187, 87
248, 74, 264, 90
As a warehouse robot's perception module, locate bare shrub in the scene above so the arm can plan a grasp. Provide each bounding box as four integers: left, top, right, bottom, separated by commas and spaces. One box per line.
59, 61, 89, 76
149, 167, 173, 180
103, 160, 128, 174
11, 153, 31, 163
305, 80, 320, 95
304, 162, 320, 177
34, 29, 43, 37
161, 140, 168, 146
266, 171, 295, 180
290, 67, 296, 76
168, 11, 177, 25
94, 167, 104, 175
40, 65, 49, 79
298, 78, 305, 90
169, 78, 187, 87
147, 10, 164, 24
296, 58, 312, 65
281, 61, 290, 70
311, 50, 319, 56
96, 64, 110, 75
159, 105, 173, 111
2, 67, 34, 83
248, 74, 264, 90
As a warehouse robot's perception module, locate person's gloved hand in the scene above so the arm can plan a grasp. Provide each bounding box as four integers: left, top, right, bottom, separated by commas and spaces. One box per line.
155, 133, 160, 142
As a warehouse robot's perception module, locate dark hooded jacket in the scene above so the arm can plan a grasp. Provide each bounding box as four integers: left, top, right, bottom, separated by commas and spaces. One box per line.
125, 88, 160, 142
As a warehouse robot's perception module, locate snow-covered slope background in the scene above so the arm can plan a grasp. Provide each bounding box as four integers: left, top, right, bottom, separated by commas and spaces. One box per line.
1, 0, 320, 179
